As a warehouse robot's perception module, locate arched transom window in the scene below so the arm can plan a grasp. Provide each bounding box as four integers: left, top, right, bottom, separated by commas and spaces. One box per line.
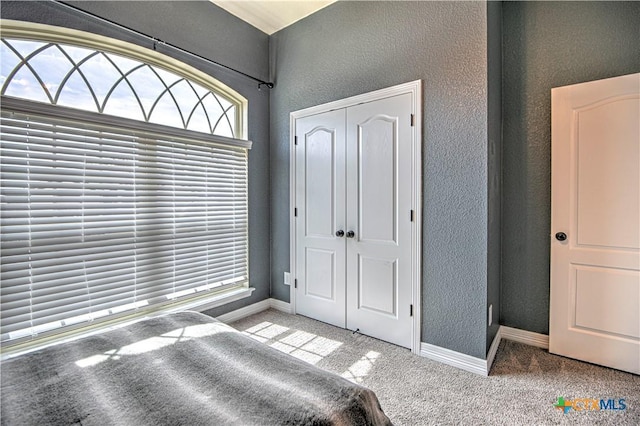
1, 36, 242, 138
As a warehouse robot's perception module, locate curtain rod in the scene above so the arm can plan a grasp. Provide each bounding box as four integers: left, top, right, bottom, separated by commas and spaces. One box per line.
55, 1, 274, 90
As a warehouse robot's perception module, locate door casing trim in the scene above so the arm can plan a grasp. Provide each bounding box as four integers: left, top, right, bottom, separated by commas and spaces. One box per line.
289, 80, 423, 354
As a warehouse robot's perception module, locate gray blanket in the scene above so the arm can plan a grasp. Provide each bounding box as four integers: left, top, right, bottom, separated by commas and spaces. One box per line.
1, 312, 391, 425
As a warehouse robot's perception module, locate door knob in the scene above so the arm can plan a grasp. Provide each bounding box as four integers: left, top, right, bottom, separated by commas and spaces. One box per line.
346, 230, 355, 238
555, 232, 567, 242
335, 230, 345, 237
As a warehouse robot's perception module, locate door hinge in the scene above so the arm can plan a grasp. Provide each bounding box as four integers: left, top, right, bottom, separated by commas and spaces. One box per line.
410, 304, 413, 317
294, 136, 298, 145
410, 114, 415, 127
410, 209, 414, 222
294, 279, 298, 289
294, 207, 298, 217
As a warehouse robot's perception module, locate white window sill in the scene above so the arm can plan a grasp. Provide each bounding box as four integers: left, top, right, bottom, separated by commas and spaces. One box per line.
1, 287, 255, 361
166, 286, 256, 313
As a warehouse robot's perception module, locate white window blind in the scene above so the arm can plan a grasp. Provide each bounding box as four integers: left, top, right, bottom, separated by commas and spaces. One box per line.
0, 102, 250, 344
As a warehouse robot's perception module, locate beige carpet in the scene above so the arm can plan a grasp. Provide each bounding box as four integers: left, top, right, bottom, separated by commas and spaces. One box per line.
229, 309, 640, 425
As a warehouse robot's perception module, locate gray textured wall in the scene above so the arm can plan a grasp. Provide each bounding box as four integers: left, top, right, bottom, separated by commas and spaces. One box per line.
13, 0, 635, 358
270, 1, 490, 358
486, 1, 502, 350
1, 1, 272, 317
501, 1, 640, 333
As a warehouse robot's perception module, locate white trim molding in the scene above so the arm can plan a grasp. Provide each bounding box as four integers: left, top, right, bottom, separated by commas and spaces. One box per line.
420, 325, 549, 376
270, 298, 293, 314
1, 287, 256, 362
486, 329, 502, 372
500, 326, 549, 349
216, 298, 292, 324
420, 342, 490, 376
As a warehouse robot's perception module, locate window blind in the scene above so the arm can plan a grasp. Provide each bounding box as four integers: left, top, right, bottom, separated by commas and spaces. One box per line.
0, 104, 250, 344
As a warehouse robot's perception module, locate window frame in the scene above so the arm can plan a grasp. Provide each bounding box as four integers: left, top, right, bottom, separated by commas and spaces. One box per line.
0, 20, 253, 357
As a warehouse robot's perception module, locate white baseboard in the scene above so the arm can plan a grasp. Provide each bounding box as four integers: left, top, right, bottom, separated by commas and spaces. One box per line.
486, 329, 502, 372
500, 325, 549, 349
216, 298, 291, 323
270, 298, 292, 313
216, 299, 271, 323
420, 342, 490, 376
420, 326, 549, 376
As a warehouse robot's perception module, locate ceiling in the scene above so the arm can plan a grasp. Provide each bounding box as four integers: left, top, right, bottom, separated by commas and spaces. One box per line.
211, 0, 337, 35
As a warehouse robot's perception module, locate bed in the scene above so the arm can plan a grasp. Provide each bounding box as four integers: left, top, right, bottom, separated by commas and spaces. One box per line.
0, 311, 391, 425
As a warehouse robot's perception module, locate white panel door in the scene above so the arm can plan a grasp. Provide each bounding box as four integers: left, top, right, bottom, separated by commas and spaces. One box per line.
550, 73, 640, 374
345, 93, 413, 348
294, 110, 347, 328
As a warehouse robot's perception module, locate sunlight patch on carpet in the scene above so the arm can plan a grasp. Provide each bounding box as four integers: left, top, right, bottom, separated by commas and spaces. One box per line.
238, 322, 343, 365
342, 351, 380, 383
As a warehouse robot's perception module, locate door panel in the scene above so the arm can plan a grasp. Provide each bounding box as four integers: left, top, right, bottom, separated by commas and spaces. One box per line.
575, 98, 639, 249
295, 110, 346, 328
346, 93, 413, 348
305, 248, 336, 300
550, 73, 640, 374
358, 255, 397, 316
358, 116, 397, 243
572, 266, 639, 339
304, 128, 337, 237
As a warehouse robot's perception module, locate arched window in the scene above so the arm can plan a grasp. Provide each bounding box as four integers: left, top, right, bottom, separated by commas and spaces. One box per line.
0, 21, 252, 349
1, 38, 241, 138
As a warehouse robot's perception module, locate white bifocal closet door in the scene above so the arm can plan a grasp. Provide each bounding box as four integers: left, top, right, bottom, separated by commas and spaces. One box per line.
294, 90, 415, 349
294, 110, 347, 328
